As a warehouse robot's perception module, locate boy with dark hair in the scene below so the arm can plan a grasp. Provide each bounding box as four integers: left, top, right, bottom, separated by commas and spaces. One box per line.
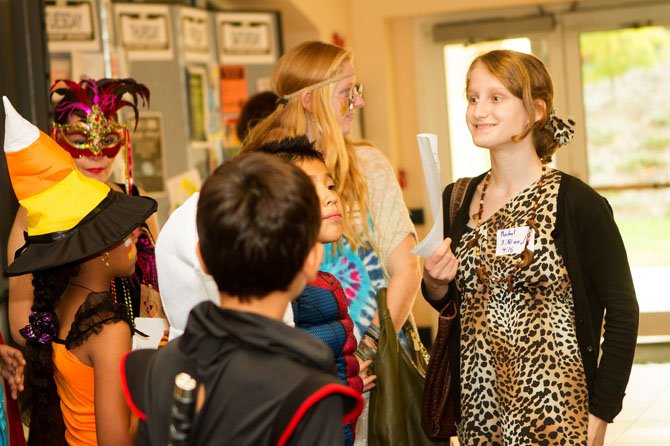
257, 136, 376, 445
121, 153, 363, 445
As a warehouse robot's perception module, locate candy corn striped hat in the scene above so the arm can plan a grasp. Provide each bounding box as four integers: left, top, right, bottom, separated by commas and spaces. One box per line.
3, 96, 157, 276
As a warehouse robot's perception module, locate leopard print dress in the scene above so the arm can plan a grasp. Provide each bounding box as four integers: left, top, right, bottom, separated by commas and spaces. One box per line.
455, 169, 588, 445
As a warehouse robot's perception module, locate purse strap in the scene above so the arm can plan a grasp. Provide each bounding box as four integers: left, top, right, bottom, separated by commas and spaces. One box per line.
448, 177, 472, 228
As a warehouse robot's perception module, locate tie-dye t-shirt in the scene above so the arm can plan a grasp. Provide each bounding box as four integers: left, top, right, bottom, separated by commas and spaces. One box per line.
321, 146, 416, 342
321, 237, 385, 342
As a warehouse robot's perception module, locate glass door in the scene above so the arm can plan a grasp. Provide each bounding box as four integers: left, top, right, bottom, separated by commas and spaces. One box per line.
421, 2, 670, 336
569, 20, 670, 327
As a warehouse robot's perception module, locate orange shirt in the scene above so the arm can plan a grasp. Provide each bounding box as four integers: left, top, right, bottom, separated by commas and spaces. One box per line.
52, 343, 97, 445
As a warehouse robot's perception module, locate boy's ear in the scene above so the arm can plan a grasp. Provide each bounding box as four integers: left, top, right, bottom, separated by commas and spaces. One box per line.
300, 91, 313, 113
195, 243, 210, 276
301, 242, 324, 283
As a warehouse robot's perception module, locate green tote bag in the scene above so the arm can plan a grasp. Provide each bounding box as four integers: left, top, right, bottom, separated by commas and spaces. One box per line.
368, 288, 448, 446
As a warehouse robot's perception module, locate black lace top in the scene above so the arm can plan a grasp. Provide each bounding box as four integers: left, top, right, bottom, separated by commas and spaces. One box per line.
55, 292, 133, 350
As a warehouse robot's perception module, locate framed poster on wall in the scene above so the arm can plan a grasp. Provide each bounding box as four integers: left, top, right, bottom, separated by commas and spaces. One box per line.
45, 0, 100, 52
186, 65, 209, 144
114, 3, 173, 61
215, 12, 280, 65
128, 112, 166, 193
219, 64, 248, 115
44, 0, 100, 52
179, 7, 211, 63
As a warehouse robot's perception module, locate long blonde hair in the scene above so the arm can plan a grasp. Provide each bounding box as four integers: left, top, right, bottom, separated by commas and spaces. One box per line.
242, 41, 371, 250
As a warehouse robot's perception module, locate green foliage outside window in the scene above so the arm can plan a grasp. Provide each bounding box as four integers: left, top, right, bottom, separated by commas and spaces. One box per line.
580, 27, 670, 83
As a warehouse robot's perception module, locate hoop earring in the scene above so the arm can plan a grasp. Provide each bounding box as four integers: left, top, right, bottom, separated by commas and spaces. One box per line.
101, 252, 110, 268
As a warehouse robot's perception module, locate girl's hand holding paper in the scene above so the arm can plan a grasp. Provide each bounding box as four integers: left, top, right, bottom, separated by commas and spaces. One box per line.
423, 237, 458, 300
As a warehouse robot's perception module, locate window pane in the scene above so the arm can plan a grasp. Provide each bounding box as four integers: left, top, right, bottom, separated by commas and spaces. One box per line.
580, 26, 670, 187
603, 188, 670, 312
580, 26, 670, 313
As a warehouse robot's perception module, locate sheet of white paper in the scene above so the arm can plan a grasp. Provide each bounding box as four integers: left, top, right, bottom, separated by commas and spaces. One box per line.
412, 133, 445, 258
133, 317, 169, 350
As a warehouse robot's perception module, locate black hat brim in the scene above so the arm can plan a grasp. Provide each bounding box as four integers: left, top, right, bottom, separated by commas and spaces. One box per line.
6, 190, 157, 276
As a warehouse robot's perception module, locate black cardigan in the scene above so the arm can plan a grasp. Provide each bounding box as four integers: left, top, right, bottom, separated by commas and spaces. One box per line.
424, 171, 639, 423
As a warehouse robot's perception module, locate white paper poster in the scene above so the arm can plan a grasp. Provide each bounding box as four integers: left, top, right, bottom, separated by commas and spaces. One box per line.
216, 12, 278, 65
45, 0, 100, 52
114, 4, 173, 61
180, 7, 211, 63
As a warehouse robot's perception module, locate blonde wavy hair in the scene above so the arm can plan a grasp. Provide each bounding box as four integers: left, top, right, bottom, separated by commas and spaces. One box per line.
242, 41, 372, 251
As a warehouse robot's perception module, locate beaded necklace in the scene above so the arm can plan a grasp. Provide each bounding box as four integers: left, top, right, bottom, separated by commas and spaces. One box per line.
466, 164, 547, 291
110, 278, 134, 323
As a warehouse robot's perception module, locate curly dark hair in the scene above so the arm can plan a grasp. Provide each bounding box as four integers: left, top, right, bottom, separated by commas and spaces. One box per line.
256, 135, 324, 165
20, 263, 80, 446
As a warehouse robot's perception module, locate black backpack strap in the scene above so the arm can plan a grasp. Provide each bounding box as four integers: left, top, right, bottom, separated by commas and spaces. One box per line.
121, 342, 196, 424
272, 374, 363, 446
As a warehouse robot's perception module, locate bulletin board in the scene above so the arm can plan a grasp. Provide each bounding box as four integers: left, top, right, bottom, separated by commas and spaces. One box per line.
43, 3, 283, 221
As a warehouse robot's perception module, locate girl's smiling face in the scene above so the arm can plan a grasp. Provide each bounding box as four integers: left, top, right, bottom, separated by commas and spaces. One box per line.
466, 62, 531, 151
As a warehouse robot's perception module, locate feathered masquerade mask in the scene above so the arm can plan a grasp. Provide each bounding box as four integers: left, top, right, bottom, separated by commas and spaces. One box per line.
50, 78, 150, 193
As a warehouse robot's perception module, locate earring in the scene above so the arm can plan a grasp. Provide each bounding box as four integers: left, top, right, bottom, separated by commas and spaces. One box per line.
101, 252, 110, 268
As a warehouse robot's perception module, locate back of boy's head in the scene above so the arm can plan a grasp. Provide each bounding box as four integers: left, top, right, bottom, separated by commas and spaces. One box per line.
256, 135, 325, 166
196, 152, 321, 300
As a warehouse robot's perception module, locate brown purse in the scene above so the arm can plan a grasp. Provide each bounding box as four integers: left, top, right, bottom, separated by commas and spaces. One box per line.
421, 176, 471, 441
421, 300, 458, 439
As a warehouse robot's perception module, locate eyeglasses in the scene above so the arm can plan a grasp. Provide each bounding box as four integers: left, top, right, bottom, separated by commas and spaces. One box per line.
347, 84, 364, 110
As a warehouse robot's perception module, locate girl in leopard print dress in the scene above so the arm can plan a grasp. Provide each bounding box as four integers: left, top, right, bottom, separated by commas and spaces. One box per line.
423, 50, 638, 445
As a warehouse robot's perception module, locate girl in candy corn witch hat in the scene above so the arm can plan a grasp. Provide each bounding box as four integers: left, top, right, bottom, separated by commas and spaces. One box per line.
7, 79, 163, 349
3, 97, 156, 445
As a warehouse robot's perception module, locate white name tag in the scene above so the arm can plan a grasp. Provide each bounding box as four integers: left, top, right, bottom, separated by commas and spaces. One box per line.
495, 226, 535, 256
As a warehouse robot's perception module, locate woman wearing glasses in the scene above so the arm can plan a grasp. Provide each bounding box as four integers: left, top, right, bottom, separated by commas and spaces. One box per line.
7, 78, 163, 346
242, 41, 420, 441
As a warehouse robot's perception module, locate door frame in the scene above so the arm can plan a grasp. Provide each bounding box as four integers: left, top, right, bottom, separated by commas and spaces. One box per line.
412, 0, 670, 336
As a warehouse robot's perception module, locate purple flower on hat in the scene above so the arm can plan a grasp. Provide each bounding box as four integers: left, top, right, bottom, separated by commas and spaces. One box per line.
19, 311, 59, 345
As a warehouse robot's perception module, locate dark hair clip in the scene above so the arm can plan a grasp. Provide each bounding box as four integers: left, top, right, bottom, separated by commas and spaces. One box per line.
20, 311, 59, 345
276, 97, 289, 107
